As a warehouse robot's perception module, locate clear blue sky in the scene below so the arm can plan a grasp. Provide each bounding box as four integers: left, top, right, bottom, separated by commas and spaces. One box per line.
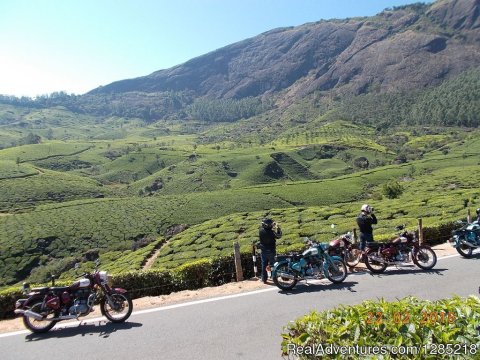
0, 0, 433, 97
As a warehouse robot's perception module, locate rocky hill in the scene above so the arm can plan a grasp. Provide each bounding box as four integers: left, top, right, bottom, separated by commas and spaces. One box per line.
89, 0, 479, 100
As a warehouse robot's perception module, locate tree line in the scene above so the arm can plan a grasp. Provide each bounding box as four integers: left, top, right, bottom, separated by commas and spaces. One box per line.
330, 68, 480, 128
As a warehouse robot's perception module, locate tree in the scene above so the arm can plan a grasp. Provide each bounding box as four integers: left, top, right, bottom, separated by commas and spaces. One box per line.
21, 133, 41, 145
353, 156, 369, 169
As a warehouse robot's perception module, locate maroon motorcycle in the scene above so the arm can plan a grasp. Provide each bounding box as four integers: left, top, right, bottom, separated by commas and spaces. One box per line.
14, 261, 132, 333
328, 232, 362, 270
364, 225, 437, 274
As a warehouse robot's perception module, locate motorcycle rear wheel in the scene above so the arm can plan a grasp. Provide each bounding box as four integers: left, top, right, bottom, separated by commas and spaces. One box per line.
325, 259, 347, 283
413, 246, 437, 270
23, 300, 58, 333
101, 293, 133, 323
365, 252, 388, 274
272, 263, 298, 291
456, 241, 473, 258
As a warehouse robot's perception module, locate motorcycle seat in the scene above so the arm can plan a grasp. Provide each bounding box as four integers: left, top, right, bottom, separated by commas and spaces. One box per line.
366, 242, 383, 249
31, 287, 49, 294
51, 286, 70, 292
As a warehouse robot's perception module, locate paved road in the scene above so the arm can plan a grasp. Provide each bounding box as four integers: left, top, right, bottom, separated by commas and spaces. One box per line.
1, 254, 479, 360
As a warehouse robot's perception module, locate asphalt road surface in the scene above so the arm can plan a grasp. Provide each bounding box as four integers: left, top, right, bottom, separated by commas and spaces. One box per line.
1, 254, 479, 360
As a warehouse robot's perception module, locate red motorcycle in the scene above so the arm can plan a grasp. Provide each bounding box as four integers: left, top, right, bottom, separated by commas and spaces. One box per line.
14, 261, 132, 333
364, 225, 437, 274
328, 232, 362, 270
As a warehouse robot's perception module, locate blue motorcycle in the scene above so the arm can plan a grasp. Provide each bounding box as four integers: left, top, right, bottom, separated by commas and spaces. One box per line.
450, 220, 480, 258
272, 238, 347, 291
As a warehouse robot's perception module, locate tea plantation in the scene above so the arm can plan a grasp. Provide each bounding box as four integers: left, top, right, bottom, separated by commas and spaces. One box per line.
0, 120, 479, 288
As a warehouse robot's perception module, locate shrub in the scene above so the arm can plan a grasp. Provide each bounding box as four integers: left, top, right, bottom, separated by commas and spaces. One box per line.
281, 296, 480, 359
382, 180, 404, 199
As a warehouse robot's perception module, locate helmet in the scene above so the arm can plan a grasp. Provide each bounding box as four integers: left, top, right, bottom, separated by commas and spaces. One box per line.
261, 218, 274, 229
361, 204, 371, 213
476, 208, 480, 215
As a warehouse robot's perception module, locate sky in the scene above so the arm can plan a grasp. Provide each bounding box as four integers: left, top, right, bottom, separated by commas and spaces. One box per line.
0, 0, 433, 98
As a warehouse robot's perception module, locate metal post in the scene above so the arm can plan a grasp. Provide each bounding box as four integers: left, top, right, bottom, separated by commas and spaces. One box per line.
418, 218, 424, 245
252, 243, 258, 278
233, 241, 243, 282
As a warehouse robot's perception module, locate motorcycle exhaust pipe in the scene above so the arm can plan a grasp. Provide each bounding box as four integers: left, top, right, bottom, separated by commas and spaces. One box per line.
14, 309, 45, 321
460, 240, 477, 248
51, 315, 79, 321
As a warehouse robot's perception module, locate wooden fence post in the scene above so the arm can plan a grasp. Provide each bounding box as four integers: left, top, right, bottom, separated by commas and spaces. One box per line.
467, 208, 472, 223
233, 241, 243, 282
417, 218, 424, 245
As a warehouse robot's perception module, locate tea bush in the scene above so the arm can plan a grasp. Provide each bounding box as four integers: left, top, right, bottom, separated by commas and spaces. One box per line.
282, 296, 480, 359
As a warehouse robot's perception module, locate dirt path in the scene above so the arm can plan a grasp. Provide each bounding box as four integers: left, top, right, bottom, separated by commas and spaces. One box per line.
142, 247, 163, 270
0, 242, 458, 334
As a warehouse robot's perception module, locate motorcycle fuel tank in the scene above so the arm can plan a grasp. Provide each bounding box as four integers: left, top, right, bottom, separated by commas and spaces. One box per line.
302, 248, 318, 256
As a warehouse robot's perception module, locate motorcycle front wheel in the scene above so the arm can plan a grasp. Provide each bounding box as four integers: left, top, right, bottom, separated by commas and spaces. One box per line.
23, 300, 58, 333
272, 263, 298, 291
456, 241, 473, 258
325, 258, 347, 283
101, 292, 133, 323
365, 252, 388, 274
345, 246, 362, 268
413, 246, 437, 270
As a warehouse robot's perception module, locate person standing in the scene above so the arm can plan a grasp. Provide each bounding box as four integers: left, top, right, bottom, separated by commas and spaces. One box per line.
356, 204, 377, 251
258, 218, 282, 284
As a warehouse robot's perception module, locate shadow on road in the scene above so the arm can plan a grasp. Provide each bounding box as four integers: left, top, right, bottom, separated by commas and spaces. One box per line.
277, 281, 358, 295
367, 267, 448, 277
457, 253, 480, 260
24, 321, 142, 341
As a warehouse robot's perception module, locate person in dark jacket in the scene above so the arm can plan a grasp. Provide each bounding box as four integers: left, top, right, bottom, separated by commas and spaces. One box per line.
356, 204, 377, 251
258, 218, 282, 284
476, 208, 480, 223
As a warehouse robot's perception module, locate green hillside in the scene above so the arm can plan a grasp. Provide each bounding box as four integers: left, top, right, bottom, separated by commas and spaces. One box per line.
0, 128, 478, 286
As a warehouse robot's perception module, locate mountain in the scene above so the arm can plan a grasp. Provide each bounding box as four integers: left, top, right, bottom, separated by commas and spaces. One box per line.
89, 0, 479, 100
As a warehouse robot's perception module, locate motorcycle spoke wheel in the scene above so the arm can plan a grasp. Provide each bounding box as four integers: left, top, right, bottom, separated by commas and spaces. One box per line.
365, 253, 388, 274
345, 248, 362, 268
414, 247, 437, 270
456, 242, 473, 258
326, 259, 347, 284
23, 301, 57, 333
272, 263, 297, 291
101, 293, 133, 323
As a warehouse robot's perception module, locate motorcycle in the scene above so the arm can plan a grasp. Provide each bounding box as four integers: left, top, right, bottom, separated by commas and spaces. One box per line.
328, 232, 362, 269
271, 237, 347, 291
14, 261, 133, 333
449, 220, 480, 258
364, 225, 437, 274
